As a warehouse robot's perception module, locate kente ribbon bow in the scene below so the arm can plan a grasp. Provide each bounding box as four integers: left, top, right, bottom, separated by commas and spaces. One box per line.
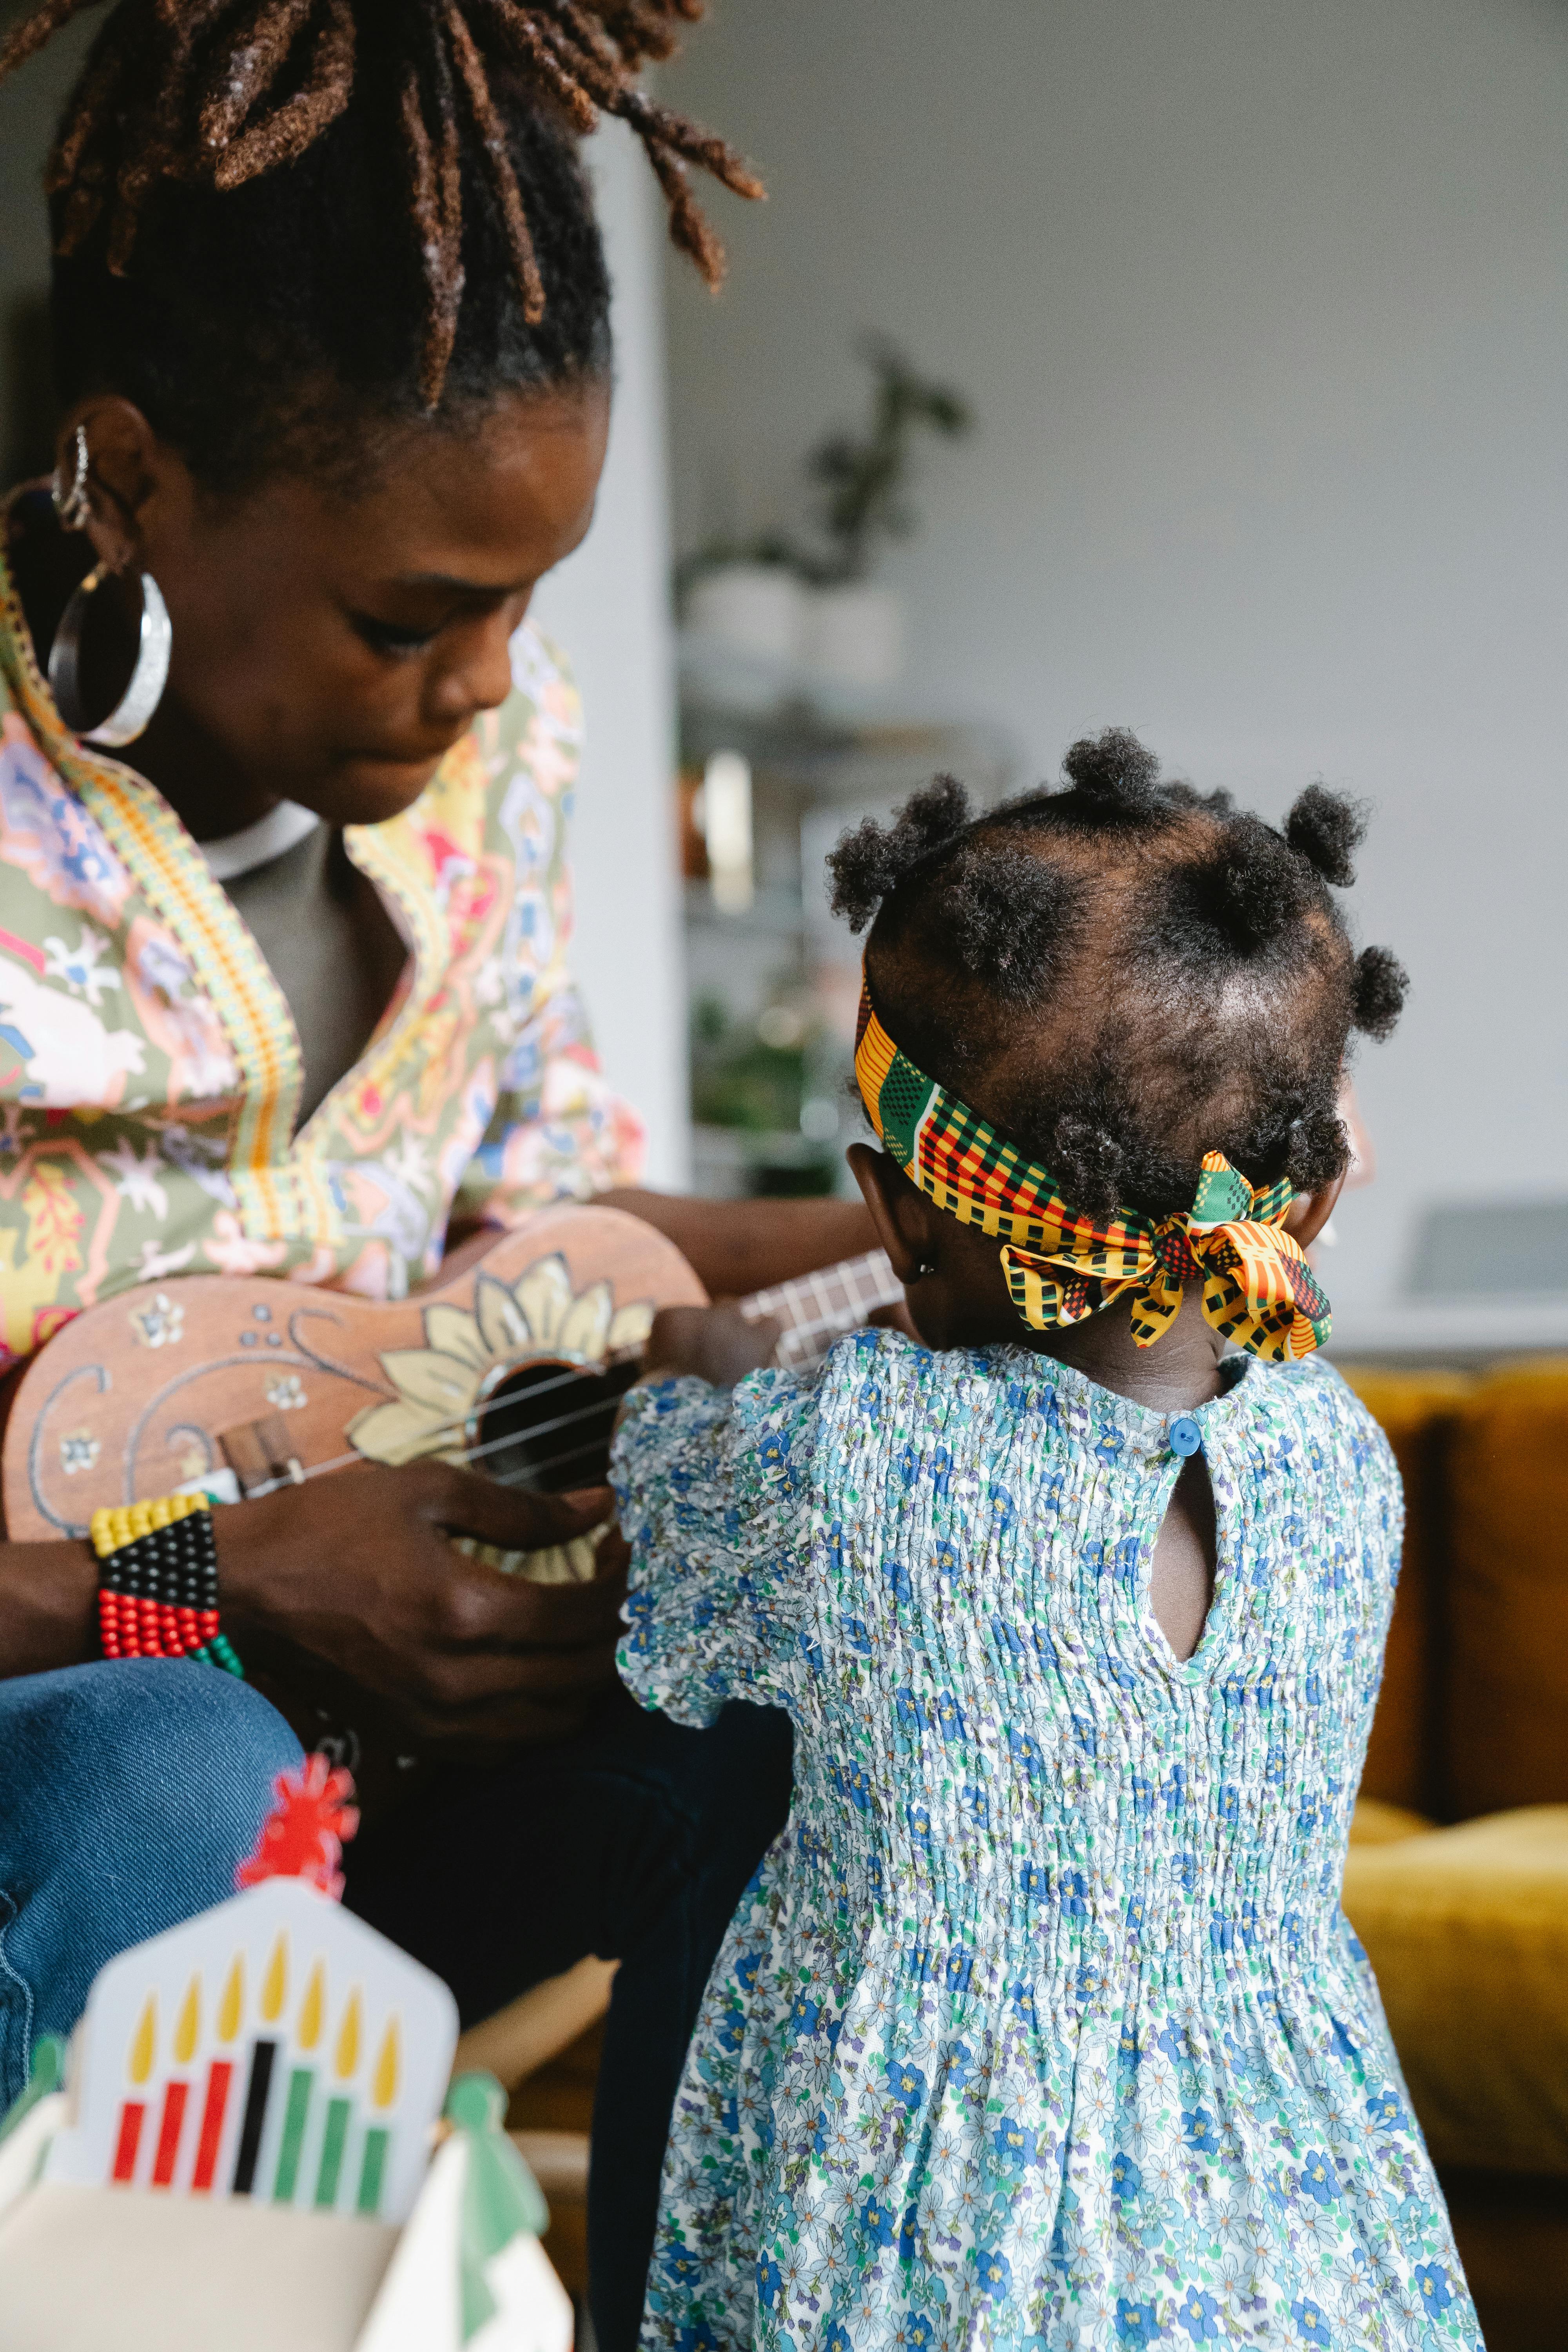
855, 990, 1330, 1363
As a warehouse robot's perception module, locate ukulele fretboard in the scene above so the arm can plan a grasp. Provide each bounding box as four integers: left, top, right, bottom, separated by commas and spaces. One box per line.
740, 1249, 905, 1372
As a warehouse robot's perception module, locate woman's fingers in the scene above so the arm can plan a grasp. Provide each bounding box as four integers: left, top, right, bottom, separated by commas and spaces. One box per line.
428, 1465, 616, 1551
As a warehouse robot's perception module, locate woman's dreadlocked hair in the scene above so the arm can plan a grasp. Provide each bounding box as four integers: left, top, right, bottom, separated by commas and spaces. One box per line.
0, 0, 761, 488
829, 728, 1408, 1220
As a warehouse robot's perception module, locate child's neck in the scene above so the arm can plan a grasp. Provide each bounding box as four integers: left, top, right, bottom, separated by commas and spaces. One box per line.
1020, 1289, 1228, 1415
906, 1214, 1229, 1415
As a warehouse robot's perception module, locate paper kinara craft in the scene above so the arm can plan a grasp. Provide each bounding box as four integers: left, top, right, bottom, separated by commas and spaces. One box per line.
45, 1875, 457, 2228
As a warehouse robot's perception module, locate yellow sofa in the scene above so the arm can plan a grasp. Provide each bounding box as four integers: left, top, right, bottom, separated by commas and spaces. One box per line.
1343, 1363, 1568, 2351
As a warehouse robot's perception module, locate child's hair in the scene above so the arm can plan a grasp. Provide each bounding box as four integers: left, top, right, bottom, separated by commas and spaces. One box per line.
828, 728, 1406, 1218
0, 0, 760, 494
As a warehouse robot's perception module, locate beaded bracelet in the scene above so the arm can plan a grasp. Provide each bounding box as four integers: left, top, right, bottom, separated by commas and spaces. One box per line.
90, 1494, 245, 1678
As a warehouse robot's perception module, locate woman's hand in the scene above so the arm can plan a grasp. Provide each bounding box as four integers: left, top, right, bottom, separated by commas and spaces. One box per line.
641, 1304, 783, 1387
217, 1461, 627, 1748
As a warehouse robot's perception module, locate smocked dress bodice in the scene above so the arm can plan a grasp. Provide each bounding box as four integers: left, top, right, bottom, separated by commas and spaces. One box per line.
613, 1330, 1479, 2352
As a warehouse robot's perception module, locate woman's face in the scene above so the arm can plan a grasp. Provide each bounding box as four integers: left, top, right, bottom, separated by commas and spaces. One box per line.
70, 382, 611, 828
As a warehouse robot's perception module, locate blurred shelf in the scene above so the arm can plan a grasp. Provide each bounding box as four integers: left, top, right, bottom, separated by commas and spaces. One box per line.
1325, 1297, 1568, 1367
679, 692, 1020, 1190
691, 1123, 850, 1202
682, 881, 811, 936
680, 701, 1017, 808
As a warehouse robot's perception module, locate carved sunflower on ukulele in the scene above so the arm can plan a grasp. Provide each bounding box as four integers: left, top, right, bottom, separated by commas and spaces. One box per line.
347, 1255, 654, 1584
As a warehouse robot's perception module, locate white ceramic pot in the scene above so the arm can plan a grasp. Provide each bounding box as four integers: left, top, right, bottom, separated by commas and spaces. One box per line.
800, 583, 904, 690
684, 563, 808, 666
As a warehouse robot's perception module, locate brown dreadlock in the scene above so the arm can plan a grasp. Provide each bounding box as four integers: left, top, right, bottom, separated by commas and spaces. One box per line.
0, 0, 762, 409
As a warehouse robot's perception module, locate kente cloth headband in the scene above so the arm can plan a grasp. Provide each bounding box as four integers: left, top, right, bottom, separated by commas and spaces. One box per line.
854, 986, 1331, 1363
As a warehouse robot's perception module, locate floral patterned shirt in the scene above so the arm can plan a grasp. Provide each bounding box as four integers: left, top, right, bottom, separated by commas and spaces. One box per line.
0, 535, 642, 1370
613, 1332, 1480, 2352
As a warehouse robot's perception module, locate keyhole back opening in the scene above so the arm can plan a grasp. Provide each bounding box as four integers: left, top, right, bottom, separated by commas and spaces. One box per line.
1149, 1451, 1218, 1662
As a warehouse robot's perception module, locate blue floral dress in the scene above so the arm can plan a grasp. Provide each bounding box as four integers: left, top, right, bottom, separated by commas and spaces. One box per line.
612, 1332, 1480, 2352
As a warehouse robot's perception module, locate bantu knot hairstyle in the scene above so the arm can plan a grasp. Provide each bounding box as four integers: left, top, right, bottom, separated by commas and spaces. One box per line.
1286, 783, 1367, 889
1352, 945, 1408, 1040
1059, 726, 1163, 816
831, 725, 1409, 1218
829, 773, 1078, 1001
828, 774, 972, 933
1192, 814, 1314, 954
0, 0, 761, 484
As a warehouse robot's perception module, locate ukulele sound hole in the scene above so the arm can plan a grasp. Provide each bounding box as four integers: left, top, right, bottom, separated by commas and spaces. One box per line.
470, 1356, 641, 1494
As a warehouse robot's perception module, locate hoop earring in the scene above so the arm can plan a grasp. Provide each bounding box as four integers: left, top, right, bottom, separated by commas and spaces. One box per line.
48, 563, 172, 749
52, 426, 92, 532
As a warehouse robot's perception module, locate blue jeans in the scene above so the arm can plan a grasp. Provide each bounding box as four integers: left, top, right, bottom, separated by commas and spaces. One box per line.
0, 1660, 302, 2110
0, 1661, 789, 2352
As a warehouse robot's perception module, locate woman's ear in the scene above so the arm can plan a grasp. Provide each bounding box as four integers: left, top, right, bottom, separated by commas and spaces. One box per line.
58, 397, 167, 574
1284, 1168, 1347, 1251
846, 1142, 937, 1284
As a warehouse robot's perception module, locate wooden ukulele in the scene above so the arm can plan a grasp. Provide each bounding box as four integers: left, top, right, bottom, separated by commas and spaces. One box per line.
2, 1204, 901, 1564
0, 1205, 901, 1789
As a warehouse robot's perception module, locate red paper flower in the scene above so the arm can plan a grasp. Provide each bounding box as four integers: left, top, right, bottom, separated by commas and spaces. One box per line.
236, 1753, 360, 1899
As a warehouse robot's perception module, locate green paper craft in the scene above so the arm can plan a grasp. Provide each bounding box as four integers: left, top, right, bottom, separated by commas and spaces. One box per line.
445, 2071, 550, 2345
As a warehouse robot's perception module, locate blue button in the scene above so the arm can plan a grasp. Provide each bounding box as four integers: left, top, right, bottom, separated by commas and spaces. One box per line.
1168, 1415, 1203, 1458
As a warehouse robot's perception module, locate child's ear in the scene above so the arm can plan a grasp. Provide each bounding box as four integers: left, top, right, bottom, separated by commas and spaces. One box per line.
846, 1143, 938, 1283
1283, 1169, 1347, 1250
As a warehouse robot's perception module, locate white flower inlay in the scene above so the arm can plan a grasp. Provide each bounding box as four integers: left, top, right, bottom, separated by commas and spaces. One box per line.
131, 1291, 184, 1349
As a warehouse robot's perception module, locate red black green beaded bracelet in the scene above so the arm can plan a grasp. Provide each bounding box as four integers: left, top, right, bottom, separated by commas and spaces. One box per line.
90, 1495, 245, 1677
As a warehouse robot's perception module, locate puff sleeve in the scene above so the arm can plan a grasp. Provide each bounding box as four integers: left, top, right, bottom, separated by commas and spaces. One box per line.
611, 1365, 819, 1729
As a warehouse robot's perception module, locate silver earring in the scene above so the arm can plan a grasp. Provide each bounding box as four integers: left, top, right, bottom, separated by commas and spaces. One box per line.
52, 427, 92, 532
48, 562, 172, 748
912, 1260, 937, 1280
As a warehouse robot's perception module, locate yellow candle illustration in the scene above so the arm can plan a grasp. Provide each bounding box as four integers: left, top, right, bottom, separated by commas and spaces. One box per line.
335, 1989, 362, 2081
129, 1996, 156, 2087
218, 1956, 244, 2043
298, 1960, 325, 2052
174, 1975, 201, 2066
371, 2017, 399, 2110
261, 1934, 288, 2024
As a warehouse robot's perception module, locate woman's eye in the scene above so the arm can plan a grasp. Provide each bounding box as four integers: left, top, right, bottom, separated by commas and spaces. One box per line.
353, 615, 440, 656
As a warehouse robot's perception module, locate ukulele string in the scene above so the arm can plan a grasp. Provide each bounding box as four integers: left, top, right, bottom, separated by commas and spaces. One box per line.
288, 1396, 628, 1488
276, 1254, 900, 1480
236, 1258, 900, 1503
303, 1350, 642, 1470
271, 1365, 647, 1494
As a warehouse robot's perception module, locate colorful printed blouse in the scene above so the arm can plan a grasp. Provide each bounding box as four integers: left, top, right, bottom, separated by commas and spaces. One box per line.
0, 542, 643, 1370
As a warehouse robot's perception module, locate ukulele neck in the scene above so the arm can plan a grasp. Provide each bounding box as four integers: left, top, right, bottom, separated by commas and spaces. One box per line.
739, 1250, 904, 1373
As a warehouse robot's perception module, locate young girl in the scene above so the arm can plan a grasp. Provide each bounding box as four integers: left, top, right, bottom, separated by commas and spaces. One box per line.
612, 732, 1479, 2351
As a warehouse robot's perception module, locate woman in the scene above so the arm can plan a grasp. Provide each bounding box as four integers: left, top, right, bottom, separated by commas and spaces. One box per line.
0, 5, 868, 2338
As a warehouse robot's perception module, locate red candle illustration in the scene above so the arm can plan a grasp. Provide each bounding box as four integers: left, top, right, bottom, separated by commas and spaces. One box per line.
111, 1995, 157, 2184
192, 1956, 244, 2192
150, 1973, 201, 2187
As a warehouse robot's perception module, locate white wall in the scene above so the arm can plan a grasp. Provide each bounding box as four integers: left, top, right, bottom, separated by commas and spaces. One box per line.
663, 0, 1568, 1314
533, 123, 688, 1188
0, 50, 686, 1186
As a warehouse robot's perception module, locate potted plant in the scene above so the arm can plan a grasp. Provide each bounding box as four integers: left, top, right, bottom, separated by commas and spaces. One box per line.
680, 341, 973, 698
